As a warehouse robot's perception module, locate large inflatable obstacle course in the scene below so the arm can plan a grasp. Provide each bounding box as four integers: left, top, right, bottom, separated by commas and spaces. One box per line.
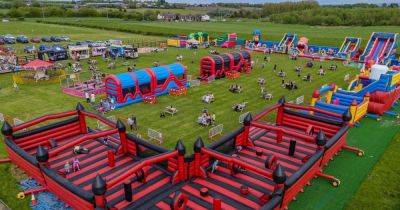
296, 37, 340, 60
276, 33, 298, 54
245, 29, 279, 52
348, 64, 400, 118
105, 63, 188, 108
336, 37, 362, 61
359, 32, 399, 65
199, 50, 251, 81
0, 103, 187, 209
312, 65, 400, 123
1, 98, 364, 209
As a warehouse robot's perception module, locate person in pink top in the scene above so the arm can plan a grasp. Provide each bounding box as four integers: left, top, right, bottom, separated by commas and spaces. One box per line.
72, 158, 80, 172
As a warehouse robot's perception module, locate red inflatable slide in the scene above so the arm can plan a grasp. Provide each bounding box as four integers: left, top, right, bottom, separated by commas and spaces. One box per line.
368, 86, 400, 116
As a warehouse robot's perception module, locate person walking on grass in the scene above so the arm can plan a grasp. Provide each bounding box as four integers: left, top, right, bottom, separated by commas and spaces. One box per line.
90, 93, 96, 104
84, 91, 90, 103
127, 115, 137, 131
13, 81, 19, 91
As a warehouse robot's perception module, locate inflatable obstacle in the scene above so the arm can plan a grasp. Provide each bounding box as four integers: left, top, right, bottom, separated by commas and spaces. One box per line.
348, 64, 400, 118
199, 51, 251, 81
313, 65, 400, 122
105, 63, 188, 108
296, 37, 339, 60
276, 33, 298, 54
245, 29, 279, 52
359, 32, 398, 64
1, 100, 360, 209
167, 35, 188, 48
336, 37, 362, 61
1, 103, 185, 209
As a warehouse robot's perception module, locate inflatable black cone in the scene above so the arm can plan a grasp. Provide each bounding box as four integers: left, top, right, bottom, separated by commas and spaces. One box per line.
76, 102, 85, 111
175, 140, 186, 156
316, 130, 327, 147
194, 137, 204, 153
36, 145, 49, 163
92, 174, 107, 195
116, 119, 126, 132
273, 164, 287, 184
243, 113, 253, 126
1, 121, 13, 136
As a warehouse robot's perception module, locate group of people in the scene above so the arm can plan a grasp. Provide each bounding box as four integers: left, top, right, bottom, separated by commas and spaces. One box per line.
282, 79, 298, 90
197, 109, 216, 126
277, 69, 286, 77
229, 84, 243, 93
232, 102, 248, 112
202, 93, 215, 104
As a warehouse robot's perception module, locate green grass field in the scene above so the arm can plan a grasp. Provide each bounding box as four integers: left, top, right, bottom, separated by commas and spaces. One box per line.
0, 20, 399, 209
35, 17, 400, 47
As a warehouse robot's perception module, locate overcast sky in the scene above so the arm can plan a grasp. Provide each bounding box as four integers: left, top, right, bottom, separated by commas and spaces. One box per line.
167, 0, 399, 5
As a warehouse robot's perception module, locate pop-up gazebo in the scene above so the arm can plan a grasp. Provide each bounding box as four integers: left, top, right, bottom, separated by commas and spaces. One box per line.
13, 59, 64, 84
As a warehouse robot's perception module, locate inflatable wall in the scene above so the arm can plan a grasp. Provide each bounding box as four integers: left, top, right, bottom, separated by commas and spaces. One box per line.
199, 51, 251, 81
105, 63, 187, 108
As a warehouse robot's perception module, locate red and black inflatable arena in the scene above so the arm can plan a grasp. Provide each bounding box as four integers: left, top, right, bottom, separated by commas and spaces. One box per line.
1, 98, 363, 209
199, 51, 251, 81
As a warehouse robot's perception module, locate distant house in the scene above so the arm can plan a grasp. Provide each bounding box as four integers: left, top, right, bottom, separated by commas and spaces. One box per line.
157, 13, 210, 22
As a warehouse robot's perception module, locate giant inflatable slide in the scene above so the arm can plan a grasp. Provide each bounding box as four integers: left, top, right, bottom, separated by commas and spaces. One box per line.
359, 32, 398, 65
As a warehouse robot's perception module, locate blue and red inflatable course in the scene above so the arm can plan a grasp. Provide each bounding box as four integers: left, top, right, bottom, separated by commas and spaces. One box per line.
105, 63, 188, 108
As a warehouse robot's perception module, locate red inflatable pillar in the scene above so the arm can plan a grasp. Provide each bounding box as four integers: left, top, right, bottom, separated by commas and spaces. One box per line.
108, 150, 115, 167
213, 197, 222, 210
193, 137, 206, 178
76, 103, 87, 134
175, 140, 186, 182
92, 174, 107, 209
276, 96, 286, 126
116, 119, 128, 154
1, 121, 14, 140
242, 113, 253, 147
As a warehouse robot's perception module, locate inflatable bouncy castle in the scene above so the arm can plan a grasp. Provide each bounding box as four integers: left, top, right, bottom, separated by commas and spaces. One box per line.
1, 99, 362, 209
105, 63, 187, 108
199, 51, 251, 81
312, 65, 400, 122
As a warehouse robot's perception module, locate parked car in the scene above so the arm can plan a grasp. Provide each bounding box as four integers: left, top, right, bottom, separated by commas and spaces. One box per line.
60, 36, 70, 41
17, 35, 29, 43
50, 36, 62, 42
42, 37, 52, 42
4, 34, 16, 44
0, 36, 4, 45
24, 45, 36, 54
30, 37, 41, 43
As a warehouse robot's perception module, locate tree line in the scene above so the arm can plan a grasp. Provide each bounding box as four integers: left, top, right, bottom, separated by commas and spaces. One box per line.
2, 6, 159, 21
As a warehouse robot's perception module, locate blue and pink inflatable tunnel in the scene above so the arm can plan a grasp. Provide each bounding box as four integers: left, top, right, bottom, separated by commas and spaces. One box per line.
105, 63, 187, 108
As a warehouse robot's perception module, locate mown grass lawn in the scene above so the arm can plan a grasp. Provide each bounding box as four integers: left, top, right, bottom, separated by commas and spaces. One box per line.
0, 20, 399, 209
35, 17, 400, 47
